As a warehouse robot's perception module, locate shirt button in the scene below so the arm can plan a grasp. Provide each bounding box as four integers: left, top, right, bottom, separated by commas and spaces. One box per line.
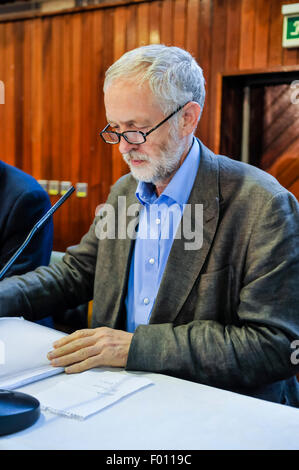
149, 258, 155, 264
155, 218, 161, 225
143, 297, 150, 305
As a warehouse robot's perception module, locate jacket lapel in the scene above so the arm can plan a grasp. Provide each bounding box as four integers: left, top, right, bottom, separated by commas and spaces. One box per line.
149, 141, 220, 324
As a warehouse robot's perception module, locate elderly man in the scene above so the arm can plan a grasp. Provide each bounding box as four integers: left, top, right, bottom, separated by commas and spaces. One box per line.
1, 45, 299, 406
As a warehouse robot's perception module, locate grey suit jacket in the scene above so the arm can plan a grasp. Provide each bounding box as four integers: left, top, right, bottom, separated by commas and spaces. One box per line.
1, 140, 299, 406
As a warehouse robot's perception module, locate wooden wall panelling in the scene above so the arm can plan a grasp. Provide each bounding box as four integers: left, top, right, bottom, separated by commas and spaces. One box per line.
149, 0, 160, 45
196, 0, 212, 146
173, 0, 185, 49
42, 17, 53, 181
268, 0, 283, 66
137, 1, 149, 46
31, 19, 43, 180
79, 12, 94, 244
60, 14, 72, 246
14, 21, 24, 171
253, 0, 270, 68
185, 0, 199, 59
0, 0, 299, 250
239, 0, 256, 70
23, 21, 32, 176
51, 15, 63, 247
209, 0, 227, 152
112, 6, 127, 184
4, 22, 16, 166
261, 84, 299, 169
0, 25, 4, 157
90, 9, 105, 220
126, 3, 137, 50
68, 13, 83, 246
100, 7, 114, 202
225, 0, 241, 71
160, 0, 173, 45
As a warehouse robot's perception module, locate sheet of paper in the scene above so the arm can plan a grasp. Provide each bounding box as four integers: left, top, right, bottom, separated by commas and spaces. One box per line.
34, 369, 153, 420
0, 317, 66, 388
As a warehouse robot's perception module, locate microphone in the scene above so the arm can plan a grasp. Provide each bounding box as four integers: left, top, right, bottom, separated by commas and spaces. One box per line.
0, 185, 75, 436
0, 185, 75, 281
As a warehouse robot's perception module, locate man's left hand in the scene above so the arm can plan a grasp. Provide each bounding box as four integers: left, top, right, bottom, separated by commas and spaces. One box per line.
47, 327, 133, 373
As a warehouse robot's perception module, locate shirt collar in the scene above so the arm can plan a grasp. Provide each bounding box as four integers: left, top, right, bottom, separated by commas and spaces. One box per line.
136, 137, 200, 206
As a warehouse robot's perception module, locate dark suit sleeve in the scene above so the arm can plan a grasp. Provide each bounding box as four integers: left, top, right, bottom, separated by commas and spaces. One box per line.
126, 191, 299, 392
0, 217, 97, 321
0, 189, 53, 277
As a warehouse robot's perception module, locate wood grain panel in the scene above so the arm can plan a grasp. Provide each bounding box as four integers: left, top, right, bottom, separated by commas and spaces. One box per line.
196, 0, 212, 143
149, 0, 160, 44
239, 0, 255, 70
14, 21, 24, 171
268, 0, 283, 66
160, 0, 173, 45
225, 0, 241, 71
31, 19, 43, 179
185, 0, 199, 58
261, 84, 299, 170
253, 0, 270, 68
4, 22, 16, 166
0, 0, 298, 250
137, 1, 149, 46
173, 0, 186, 49
209, 0, 227, 151
112, 6, 127, 184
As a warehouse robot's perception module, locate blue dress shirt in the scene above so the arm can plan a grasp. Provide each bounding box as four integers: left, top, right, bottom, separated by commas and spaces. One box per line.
125, 138, 200, 332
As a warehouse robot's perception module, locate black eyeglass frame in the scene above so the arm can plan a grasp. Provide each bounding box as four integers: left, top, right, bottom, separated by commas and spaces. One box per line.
99, 102, 189, 145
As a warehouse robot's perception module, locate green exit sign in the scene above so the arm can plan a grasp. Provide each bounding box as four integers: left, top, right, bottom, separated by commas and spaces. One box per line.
282, 4, 299, 47
286, 16, 299, 39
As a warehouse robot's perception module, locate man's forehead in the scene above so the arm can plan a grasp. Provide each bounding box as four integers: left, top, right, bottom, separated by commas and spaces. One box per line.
106, 114, 152, 126
104, 82, 162, 125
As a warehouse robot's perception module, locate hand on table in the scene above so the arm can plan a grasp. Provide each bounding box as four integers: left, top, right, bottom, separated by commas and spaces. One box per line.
47, 327, 133, 373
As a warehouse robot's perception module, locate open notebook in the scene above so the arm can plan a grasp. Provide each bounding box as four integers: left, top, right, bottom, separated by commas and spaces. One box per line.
0, 317, 66, 390
0, 317, 153, 420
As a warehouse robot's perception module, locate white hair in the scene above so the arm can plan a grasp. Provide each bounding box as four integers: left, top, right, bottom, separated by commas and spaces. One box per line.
104, 44, 206, 127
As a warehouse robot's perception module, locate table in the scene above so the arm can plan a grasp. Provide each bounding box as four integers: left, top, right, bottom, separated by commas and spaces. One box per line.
0, 369, 299, 450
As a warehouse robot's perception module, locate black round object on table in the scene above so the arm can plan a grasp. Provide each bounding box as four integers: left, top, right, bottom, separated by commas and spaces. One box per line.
0, 389, 40, 436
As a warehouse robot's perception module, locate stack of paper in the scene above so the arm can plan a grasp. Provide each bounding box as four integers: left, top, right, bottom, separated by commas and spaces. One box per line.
0, 317, 66, 389
34, 370, 153, 420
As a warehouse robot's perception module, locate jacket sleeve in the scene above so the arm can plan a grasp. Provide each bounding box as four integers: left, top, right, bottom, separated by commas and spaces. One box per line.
0, 217, 99, 322
0, 189, 53, 277
126, 191, 299, 391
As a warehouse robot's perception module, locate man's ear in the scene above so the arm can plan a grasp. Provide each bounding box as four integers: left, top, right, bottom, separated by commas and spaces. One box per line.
179, 101, 201, 137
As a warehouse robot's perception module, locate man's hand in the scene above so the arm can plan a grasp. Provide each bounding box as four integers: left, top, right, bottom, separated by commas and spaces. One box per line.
47, 327, 133, 374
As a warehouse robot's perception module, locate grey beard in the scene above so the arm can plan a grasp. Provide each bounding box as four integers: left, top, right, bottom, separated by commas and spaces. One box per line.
122, 140, 185, 185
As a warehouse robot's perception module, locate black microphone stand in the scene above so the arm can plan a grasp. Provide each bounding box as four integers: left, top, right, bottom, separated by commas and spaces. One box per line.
0, 186, 75, 281
0, 185, 75, 436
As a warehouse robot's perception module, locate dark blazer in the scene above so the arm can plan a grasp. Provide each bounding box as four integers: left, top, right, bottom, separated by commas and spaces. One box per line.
1, 142, 299, 406
0, 161, 53, 277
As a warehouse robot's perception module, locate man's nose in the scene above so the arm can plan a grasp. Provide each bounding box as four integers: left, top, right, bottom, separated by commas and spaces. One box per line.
118, 135, 138, 154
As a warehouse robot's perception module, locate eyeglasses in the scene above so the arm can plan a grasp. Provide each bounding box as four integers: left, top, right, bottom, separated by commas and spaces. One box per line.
99, 102, 189, 145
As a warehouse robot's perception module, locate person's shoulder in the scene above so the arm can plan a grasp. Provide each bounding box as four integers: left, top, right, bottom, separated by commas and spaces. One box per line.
0, 161, 48, 198
109, 172, 137, 197
200, 143, 289, 201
